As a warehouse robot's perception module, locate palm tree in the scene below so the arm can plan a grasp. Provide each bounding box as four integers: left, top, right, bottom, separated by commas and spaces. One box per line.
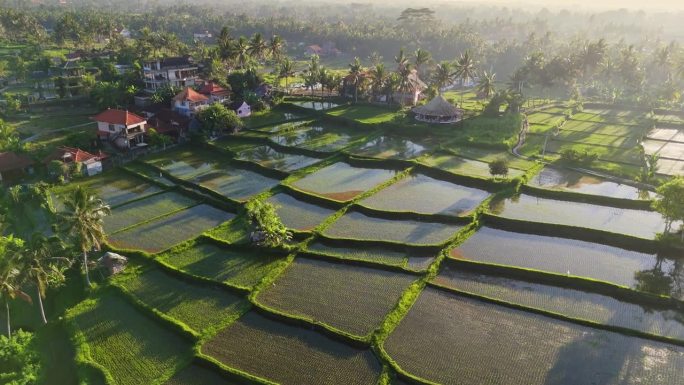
347, 57, 364, 103
217, 26, 234, 61
231, 36, 251, 69
248, 33, 268, 62
59, 186, 110, 287
454, 50, 477, 96
303, 70, 319, 97
269, 35, 285, 63
0, 235, 29, 338
476, 71, 496, 100
432, 61, 455, 94
395, 48, 409, 71
24, 234, 68, 324
413, 48, 431, 76
278, 58, 295, 92
369, 63, 387, 101
384, 73, 401, 105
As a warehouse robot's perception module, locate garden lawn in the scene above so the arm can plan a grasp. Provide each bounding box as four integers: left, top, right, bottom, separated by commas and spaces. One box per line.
119, 267, 248, 333
256, 257, 416, 337
69, 292, 192, 385
104, 192, 196, 234
108, 205, 235, 253
158, 242, 282, 290
323, 211, 462, 245
359, 173, 489, 216
384, 287, 684, 385
202, 311, 381, 385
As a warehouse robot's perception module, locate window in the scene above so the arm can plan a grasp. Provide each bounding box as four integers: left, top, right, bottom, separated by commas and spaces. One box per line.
108, 124, 116, 132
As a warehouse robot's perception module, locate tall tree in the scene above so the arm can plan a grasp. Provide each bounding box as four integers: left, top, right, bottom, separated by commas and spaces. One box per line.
431, 61, 454, 94
369, 63, 387, 101
58, 186, 110, 287
454, 50, 477, 90
23, 234, 68, 324
0, 236, 28, 338
394, 48, 409, 71
347, 57, 364, 103
269, 35, 285, 63
278, 57, 295, 91
248, 33, 268, 62
413, 48, 431, 76
476, 71, 496, 100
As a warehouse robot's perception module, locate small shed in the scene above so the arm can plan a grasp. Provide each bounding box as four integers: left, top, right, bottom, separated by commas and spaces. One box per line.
232, 101, 252, 118
98, 252, 128, 275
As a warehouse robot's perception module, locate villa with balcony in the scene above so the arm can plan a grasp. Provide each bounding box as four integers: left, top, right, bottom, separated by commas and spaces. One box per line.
92, 109, 148, 149
143, 56, 199, 94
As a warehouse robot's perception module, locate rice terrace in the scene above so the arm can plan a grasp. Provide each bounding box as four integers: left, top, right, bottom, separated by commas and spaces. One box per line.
2, 1, 684, 385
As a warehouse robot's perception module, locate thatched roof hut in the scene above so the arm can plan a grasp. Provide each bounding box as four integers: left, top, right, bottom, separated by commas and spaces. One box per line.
412, 95, 463, 123
98, 252, 128, 275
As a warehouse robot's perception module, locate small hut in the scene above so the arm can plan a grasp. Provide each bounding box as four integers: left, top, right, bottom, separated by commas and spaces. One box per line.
411, 95, 463, 124
98, 252, 128, 275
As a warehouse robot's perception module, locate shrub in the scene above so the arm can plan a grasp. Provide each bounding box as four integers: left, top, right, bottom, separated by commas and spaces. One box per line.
244, 198, 292, 247
0, 330, 41, 385
489, 158, 509, 178
559, 149, 598, 165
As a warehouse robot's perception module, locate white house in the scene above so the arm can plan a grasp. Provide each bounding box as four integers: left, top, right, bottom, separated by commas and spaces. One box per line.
172, 87, 210, 118
143, 56, 199, 93
232, 101, 251, 118
92, 109, 147, 149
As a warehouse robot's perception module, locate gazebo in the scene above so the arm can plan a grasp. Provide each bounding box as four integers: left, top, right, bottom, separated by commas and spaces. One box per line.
412, 95, 463, 124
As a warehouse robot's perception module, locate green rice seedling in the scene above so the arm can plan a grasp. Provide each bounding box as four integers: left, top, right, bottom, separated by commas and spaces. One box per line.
69, 292, 192, 385
202, 311, 381, 385
163, 364, 239, 385
305, 239, 436, 270
158, 242, 283, 290
119, 268, 248, 333
104, 192, 197, 234
108, 205, 235, 253
383, 287, 684, 385
256, 257, 417, 337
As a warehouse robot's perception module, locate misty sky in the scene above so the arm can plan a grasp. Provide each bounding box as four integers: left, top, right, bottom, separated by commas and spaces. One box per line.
439, 0, 684, 11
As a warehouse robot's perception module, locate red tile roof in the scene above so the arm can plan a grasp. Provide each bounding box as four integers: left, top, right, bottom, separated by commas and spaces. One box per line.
173, 87, 209, 103
42, 147, 108, 164
92, 109, 146, 126
0, 152, 34, 173
199, 82, 229, 96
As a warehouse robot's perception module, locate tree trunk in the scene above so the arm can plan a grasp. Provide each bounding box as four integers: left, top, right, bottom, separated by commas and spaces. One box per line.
5, 299, 10, 338
37, 284, 47, 324
354, 83, 358, 103
83, 250, 92, 287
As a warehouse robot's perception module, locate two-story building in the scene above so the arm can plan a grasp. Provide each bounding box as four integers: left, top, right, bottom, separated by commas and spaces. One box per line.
172, 87, 210, 118
199, 81, 230, 103
92, 109, 147, 149
143, 56, 199, 94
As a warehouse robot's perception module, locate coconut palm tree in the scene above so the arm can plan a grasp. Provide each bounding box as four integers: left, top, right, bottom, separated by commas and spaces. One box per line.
269, 35, 285, 63
413, 48, 431, 76
231, 36, 251, 69
454, 50, 477, 95
24, 234, 68, 324
217, 26, 234, 61
59, 186, 110, 287
476, 71, 497, 100
248, 33, 268, 62
348, 57, 364, 103
384, 73, 401, 105
432, 61, 455, 94
278, 58, 295, 91
0, 236, 29, 338
395, 48, 409, 71
369, 63, 387, 101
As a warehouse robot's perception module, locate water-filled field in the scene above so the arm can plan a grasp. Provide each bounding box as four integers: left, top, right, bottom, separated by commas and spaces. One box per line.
270, 123, 364, 153
265, 193, 337, 231
291, 162, 398, 201
202, 311, 381, 385
108, 205, 234, 253
528, 167, 648, 199
306, 240, 436, 270
350, 136, 433, 159
104, 192, 196, 233
290, 100, 340, 110
57, 170, 162, 208
236, 145, 322, 172
384, 287, 684, 385
489, 194, 669, 239
256, 257, 416, 336
433, 267, 684, 340
158, 242, 282, 290
451, 226, 678, 294
324, 211, 462, 245
359, 173, 489, 215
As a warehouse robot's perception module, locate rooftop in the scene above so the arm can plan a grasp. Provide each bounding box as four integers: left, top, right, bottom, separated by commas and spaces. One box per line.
92, 109, 147, 126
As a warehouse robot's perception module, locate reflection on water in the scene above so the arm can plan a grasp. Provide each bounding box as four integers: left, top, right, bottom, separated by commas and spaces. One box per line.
530, 167, 649, 200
